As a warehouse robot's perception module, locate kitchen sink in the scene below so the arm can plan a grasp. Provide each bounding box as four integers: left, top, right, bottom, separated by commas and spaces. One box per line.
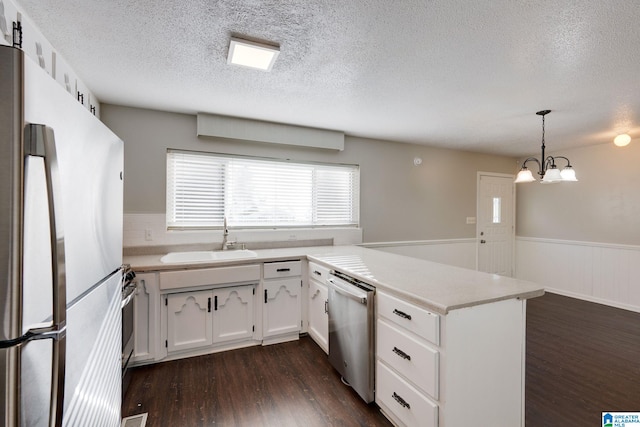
160, 249, 258, 264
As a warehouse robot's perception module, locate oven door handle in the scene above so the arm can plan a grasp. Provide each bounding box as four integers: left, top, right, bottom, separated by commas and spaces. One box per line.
121, 285, 136, 309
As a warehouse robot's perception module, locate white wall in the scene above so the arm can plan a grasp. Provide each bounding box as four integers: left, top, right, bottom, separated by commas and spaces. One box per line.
363, 239, 476, 270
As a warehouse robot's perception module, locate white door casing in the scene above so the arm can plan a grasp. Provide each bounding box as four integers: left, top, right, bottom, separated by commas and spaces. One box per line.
477, 173, 515, 276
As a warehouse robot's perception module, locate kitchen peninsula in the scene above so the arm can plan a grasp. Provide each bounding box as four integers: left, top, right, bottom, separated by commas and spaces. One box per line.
124, 245, 544, 427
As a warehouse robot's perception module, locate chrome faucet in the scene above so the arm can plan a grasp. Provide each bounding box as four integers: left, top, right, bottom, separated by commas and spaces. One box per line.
221, 217, 229, 250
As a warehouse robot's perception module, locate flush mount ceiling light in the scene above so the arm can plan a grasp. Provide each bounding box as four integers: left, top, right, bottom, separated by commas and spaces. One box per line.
515, 110, 578, 184
614, 133, 631, 147
227, 37, 280, 72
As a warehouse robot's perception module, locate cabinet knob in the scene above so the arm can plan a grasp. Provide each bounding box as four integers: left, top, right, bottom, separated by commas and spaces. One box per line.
480, 239, 486, 244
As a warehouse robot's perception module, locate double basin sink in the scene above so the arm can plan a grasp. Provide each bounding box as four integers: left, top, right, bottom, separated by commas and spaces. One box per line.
160, 249, 258, 264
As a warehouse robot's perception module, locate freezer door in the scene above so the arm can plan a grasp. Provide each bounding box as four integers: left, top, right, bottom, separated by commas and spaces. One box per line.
23, 56, 123, 302
62, 270, 122, 427
20, 271, 121, 427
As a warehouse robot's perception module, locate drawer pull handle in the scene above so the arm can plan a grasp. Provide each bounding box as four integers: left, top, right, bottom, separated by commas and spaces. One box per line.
392, 346, 411, 361
313, 270, 322, 276
393, 309, 412, 320
324, 300, 328, 314
277, 268, 291, 272
392, 392, 411, 409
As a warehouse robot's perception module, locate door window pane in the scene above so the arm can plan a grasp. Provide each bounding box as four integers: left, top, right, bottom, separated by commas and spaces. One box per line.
492, 197, 501, 224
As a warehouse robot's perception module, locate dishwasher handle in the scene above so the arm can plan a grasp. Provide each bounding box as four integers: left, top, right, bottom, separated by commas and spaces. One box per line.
327, 276, 369, 304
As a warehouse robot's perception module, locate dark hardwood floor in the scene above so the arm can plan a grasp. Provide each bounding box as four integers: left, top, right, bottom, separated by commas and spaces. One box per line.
526, 292, 640, 426
123, 292, 640, 426
123, 337, 392, 426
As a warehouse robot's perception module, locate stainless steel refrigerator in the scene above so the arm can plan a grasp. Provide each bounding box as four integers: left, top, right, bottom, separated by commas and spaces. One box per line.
0, 46, 124, 426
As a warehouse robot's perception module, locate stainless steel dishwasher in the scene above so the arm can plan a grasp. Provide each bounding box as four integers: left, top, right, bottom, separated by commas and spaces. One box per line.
327, 270, 375, 403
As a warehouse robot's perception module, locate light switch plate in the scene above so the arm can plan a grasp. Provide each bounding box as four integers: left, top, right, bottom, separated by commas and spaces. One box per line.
466, 217, 476, 224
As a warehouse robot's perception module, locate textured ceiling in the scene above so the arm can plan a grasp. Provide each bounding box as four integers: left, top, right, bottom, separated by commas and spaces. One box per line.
16, 0, 640, 156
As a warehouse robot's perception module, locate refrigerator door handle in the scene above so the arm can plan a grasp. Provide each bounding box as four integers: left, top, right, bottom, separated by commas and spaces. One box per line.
0, 324, 66, 348
24, 123, 67, 427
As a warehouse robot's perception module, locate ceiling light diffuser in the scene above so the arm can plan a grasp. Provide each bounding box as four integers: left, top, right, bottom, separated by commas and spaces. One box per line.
614, 133, 631, 147
227, 38, 280, 72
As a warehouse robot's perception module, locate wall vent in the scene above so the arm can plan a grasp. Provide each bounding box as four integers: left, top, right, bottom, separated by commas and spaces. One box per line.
121, 413, 148, 427
197, 113, 345, 151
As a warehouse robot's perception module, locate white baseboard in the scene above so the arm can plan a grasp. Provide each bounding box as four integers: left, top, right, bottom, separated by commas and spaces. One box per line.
545, 288, 640, 314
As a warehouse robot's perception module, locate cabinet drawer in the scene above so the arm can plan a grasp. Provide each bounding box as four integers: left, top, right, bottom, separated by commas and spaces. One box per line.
160, 265, 260, 290
308, 261, 330, 283
377, 291, 439, 345
377, 361, 438, 427
377, 319, 439, 399
264, 260, 302, 279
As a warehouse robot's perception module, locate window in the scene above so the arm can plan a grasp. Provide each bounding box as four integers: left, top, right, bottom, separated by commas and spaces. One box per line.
166, 150, 360, 229
492, 197, 501, 224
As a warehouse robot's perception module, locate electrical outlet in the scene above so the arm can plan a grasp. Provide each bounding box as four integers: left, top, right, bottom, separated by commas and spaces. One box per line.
145, 229, 153, 241
289, 234, 297, 240
466, 217, 476, 225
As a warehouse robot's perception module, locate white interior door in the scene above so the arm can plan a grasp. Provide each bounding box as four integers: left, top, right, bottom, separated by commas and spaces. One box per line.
477, 173, 515, 276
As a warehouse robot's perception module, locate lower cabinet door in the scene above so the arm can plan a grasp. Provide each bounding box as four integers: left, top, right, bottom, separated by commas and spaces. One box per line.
212, 285, 255, 344
263, 277, 301, 338
308, 279, 329, 353
376, 361, 438, 427
166, 290, 213, 353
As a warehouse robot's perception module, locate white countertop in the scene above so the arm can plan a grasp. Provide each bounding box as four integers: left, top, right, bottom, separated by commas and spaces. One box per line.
124, 245, 544, 315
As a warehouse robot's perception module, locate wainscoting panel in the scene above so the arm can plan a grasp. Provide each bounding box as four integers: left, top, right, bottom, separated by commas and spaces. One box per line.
363, 239, 477, 270
516, 237, 640, 312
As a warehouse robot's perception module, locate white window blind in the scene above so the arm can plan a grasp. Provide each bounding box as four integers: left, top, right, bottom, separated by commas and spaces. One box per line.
167, 150, 359, 229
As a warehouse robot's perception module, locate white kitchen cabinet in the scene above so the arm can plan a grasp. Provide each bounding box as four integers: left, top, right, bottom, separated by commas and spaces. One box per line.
132, 272, 160, 363
212, 285, 255, 344
262, 260, 302, 343
307, 262, 329, 353
164, 284, 258, 355
166, 290, 213, 353
376, 290, 526, 427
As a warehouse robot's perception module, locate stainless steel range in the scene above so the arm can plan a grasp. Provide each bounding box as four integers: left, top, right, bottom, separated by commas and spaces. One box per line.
121, 265, 137, 394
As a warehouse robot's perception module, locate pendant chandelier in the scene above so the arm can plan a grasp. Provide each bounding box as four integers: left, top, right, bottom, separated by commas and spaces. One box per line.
514, 110, 577, 183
